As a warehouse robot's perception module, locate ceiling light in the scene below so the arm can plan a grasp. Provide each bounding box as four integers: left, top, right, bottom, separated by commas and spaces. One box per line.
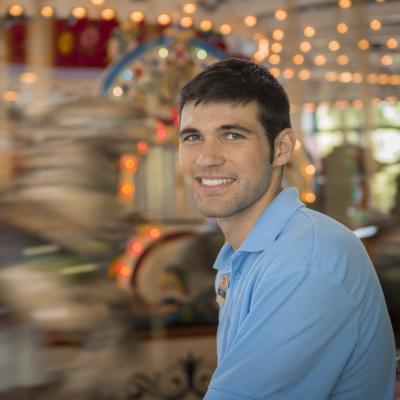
339, 72, 352, 83
271, 42, 283, 53
130, 11, 145, 22
386, 38, 398, 49
358, 39, 369, 50
253, 51, 265, 62
101, 8, 116, 20
304, 164, 316, 175
274, 9, 287, 21
182, 3, 196, 14
314, 54, 327, 66
328, 40, 340, 51
336, 23, 348, 34
244, 15, 257, 27
302, 192, 316, 203
219, 24, 232, 35
298, 69, 311, 80
41, 6, 54, 18
269, 67, 281, 77
293, 54, 304, 65
380, 54, 393, 66
200, 20, 213, 31
72, 6, 87, 19
370, 19, 381, 30
180, 16, 193, 28
8, 4, 24, 17
304, 26, 316, 37
338, 0, 352, 8
258, 38, 269, 54
157, 13, 171, 25
269, 54, 281, 65
272, 29, 284, 41
336, 54, 349, 65
283, 68, 294, 79
300, 41, 312, 52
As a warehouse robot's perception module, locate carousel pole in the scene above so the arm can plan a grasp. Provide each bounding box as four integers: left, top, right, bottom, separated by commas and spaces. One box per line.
0, 18, 12, 188
24, 0, 53, 116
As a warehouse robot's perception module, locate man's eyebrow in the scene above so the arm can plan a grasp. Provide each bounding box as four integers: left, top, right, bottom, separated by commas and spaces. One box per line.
179, 127, 199, 137
179, 124, 253, 137
216, 124, 253, 133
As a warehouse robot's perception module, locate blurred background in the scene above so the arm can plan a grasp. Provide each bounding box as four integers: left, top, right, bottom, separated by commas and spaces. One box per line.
0, 0, 399, 398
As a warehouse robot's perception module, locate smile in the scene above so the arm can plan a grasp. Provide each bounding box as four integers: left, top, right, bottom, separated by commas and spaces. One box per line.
197, 177, 235, 187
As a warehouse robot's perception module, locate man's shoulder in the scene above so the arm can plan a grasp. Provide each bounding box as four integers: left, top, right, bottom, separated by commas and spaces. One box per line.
283, 206, 363, 253
272, 206, 379, 301
268, 206, 373, 285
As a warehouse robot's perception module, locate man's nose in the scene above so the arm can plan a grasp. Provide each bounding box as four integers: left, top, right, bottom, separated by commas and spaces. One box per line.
196, 139, 225, 167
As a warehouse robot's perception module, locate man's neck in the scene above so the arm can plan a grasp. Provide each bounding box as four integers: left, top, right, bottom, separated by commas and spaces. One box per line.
217, 181, 282, 250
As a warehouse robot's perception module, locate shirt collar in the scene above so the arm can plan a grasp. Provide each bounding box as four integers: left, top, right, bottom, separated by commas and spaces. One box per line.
213, 240, 234, 271
213, 187, 304, 270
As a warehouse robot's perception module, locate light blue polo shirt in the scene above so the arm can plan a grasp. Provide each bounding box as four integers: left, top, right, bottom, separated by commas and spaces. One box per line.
204, 187, 396, 400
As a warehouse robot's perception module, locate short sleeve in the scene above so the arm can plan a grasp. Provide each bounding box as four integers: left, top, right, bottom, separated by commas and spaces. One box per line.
205, 268, 359, 400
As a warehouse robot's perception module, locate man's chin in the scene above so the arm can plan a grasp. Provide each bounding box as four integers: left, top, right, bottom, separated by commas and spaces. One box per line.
195, 204, 231, 219
192, 194, 236, 218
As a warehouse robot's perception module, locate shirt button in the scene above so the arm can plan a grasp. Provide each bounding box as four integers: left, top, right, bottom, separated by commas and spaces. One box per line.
234, 272, 241, 280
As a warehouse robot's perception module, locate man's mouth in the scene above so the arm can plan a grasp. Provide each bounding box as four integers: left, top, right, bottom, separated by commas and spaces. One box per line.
196, 177, 235, 187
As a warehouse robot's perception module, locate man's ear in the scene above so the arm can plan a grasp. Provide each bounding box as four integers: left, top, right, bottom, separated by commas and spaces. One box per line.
273, 128, 296, 167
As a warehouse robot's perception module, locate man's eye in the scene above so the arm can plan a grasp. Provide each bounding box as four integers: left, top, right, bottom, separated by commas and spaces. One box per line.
184, 134, 202, 142
225, 132, 244, 141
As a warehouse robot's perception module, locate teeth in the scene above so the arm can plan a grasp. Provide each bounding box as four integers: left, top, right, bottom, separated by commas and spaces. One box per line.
201, 178, 234, 186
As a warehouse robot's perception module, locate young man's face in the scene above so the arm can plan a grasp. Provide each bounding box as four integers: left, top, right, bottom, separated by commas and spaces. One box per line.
178, 101, 276, 220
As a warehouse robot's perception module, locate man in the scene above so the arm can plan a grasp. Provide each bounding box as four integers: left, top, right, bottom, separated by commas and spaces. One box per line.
178, 58, 396, 399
